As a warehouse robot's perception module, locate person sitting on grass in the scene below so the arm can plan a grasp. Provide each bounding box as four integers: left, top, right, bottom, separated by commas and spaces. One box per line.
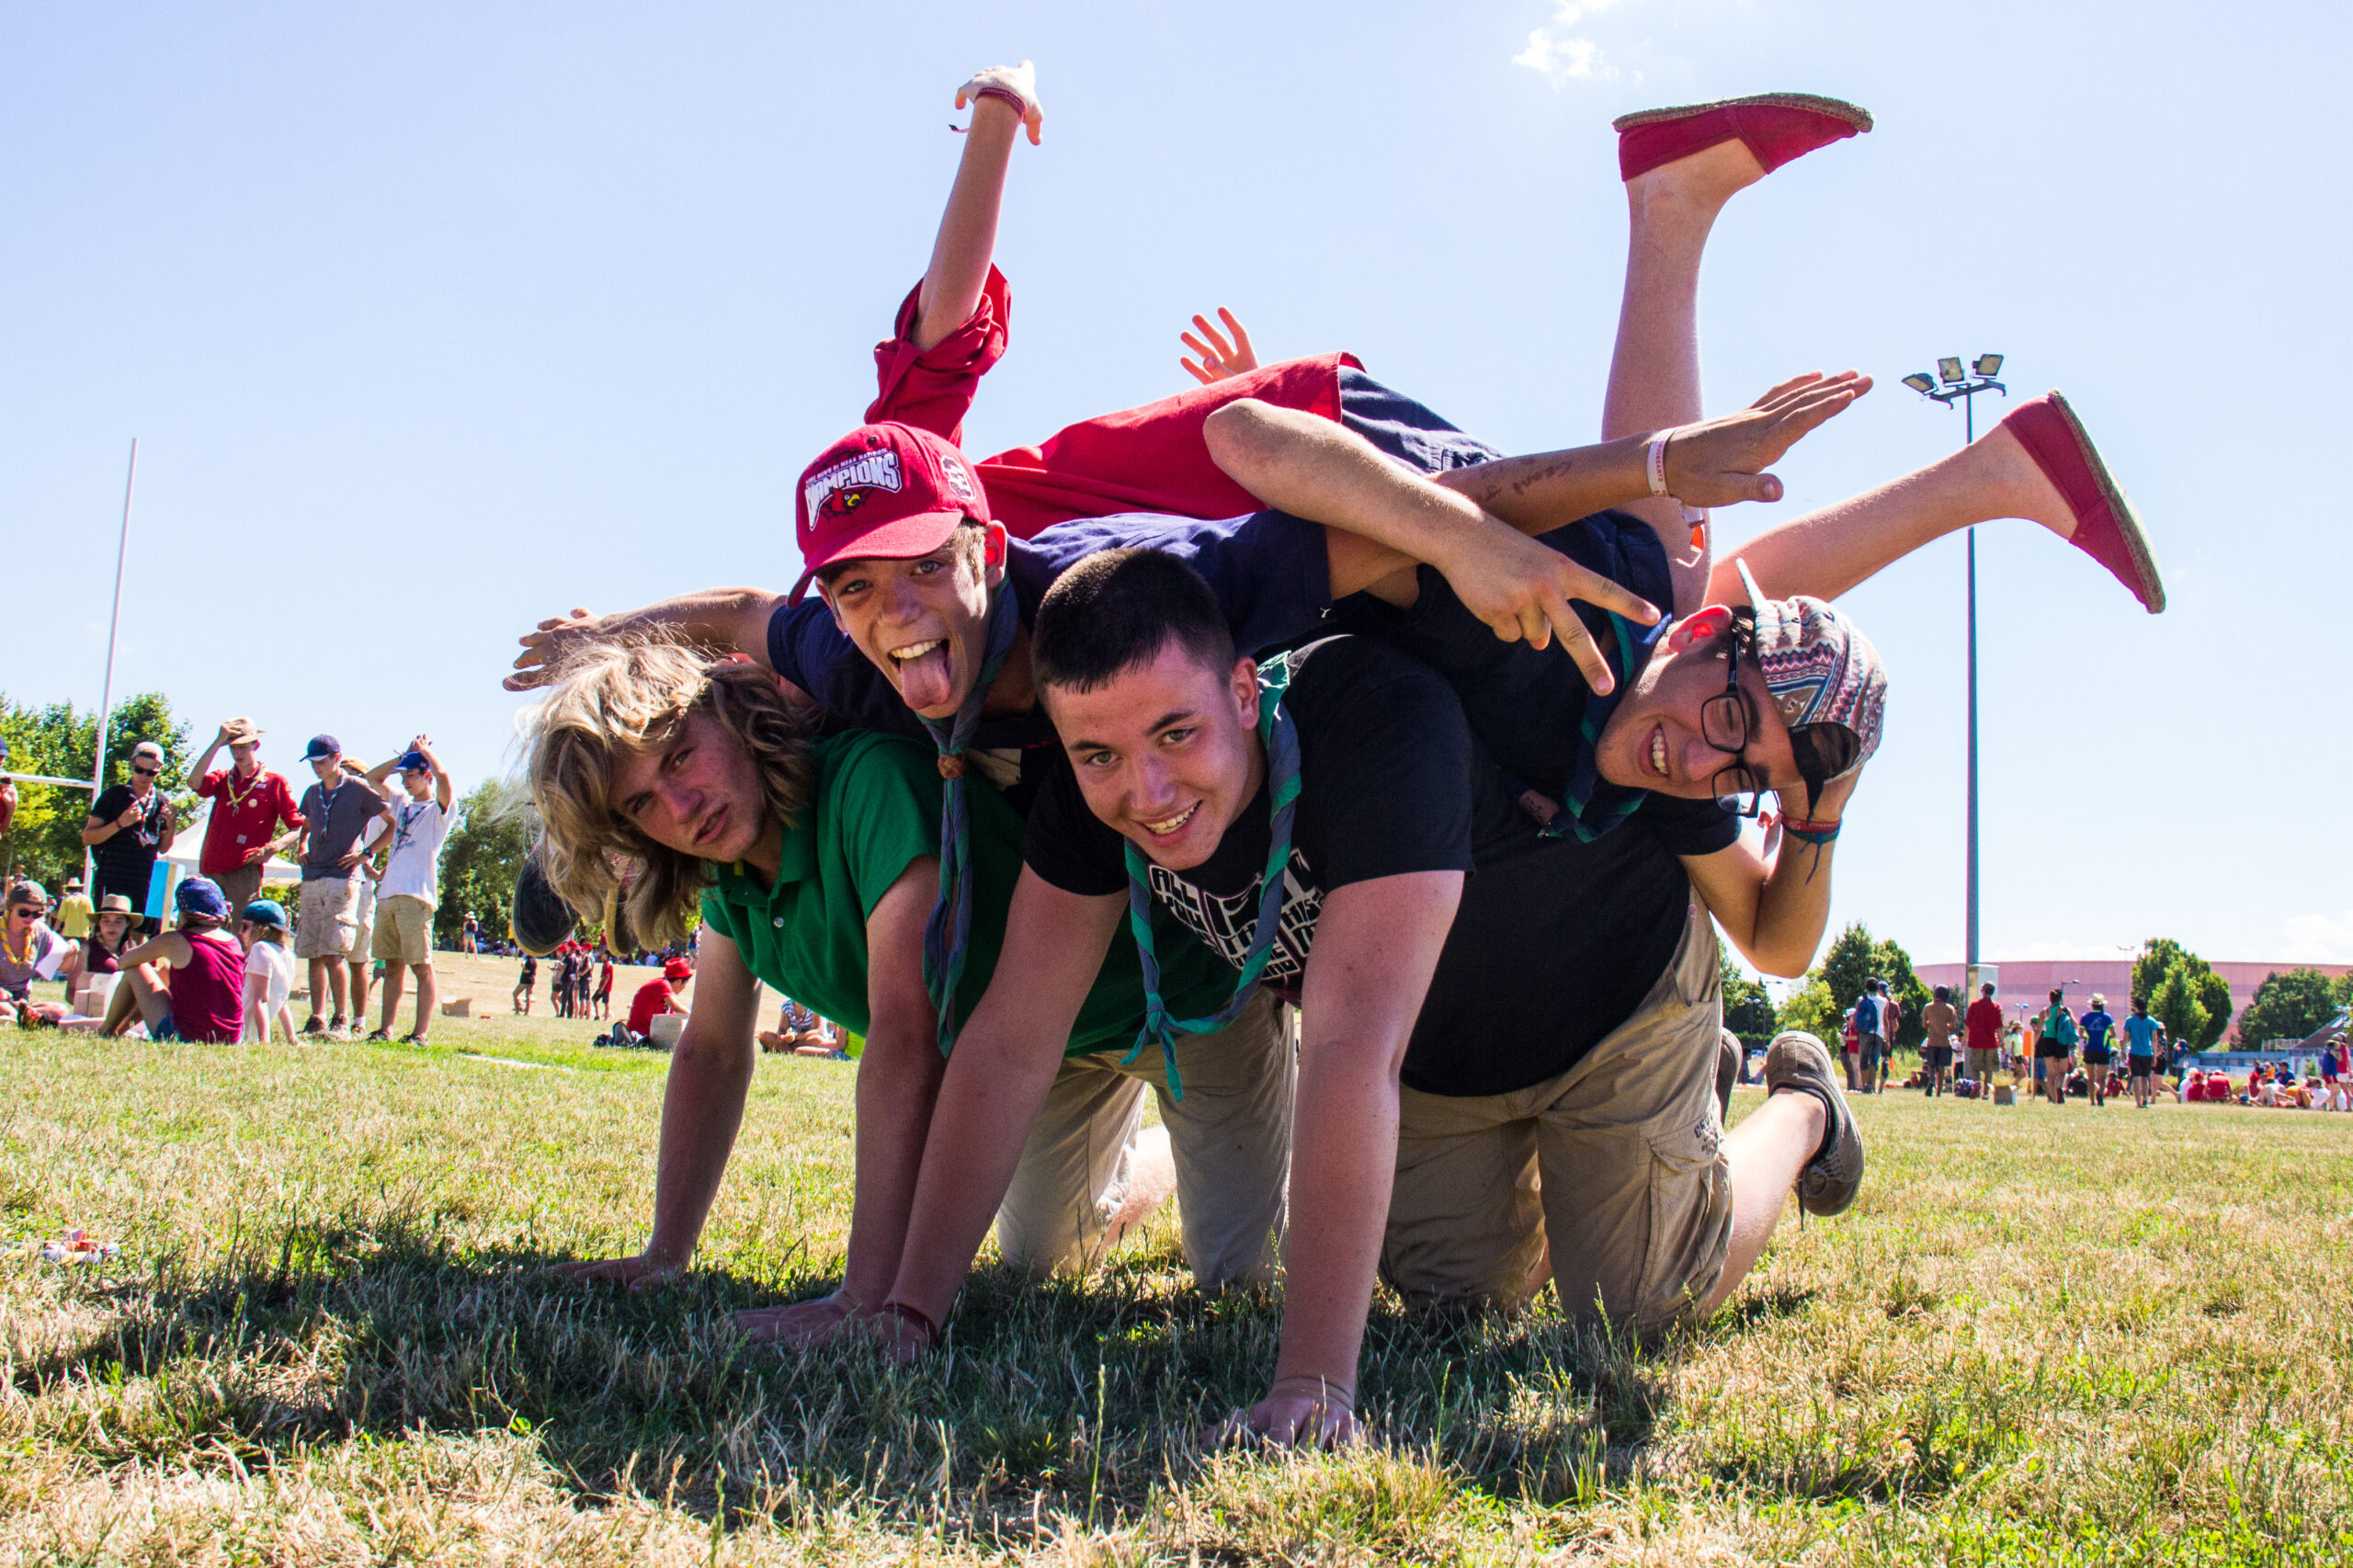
0, 881, 76, 1028
626, 956, 694, 1041
238, 899, 298, 1044
96, 877, 247, 1044
757, 997, 839, 1055
77, 894, 142, 995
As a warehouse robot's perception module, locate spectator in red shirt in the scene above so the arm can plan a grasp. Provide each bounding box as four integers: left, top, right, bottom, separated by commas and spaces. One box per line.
188, 719, 306, 914
1964, 982, 2005, 1094
626, 957, 694, 1039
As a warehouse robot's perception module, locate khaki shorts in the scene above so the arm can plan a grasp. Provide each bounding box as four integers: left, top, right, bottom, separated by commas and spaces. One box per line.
293, 875, 360, 959
370, 894, 436, 965
995, 988, 1292, 1292
1381, 903, 1733, 1333
344, 883, 376, 963
1965, 1047, 2001, 1082
211, 863, 265, 918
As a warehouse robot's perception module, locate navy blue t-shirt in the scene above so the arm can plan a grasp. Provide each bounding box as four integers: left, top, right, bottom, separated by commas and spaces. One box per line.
767, 508, 1332, 805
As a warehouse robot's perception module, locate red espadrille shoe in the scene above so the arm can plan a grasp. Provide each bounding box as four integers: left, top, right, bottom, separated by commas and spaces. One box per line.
1999, 392, 2165, 614
1613, 93, 1872, 183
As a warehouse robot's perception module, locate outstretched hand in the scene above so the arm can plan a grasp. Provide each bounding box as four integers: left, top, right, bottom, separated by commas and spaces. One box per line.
733, 1291, 868, 1348
1204, 1376, 1358, 1450
1436, 522, 1661, 692
1664, 371, 1873, 508
956, 62, 1042, 144
544, 1252, 683, 1291
506, 608, 598, 692
1180, 308, 1258, 384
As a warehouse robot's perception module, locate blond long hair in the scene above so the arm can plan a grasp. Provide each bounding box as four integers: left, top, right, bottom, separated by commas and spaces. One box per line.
525, 637, 816, 948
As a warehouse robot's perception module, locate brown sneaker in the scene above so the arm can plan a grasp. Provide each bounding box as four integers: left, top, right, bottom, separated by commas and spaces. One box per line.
1764, 1030, 1864, 1217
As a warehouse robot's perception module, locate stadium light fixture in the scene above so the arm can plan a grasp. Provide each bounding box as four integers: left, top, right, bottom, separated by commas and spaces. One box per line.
1938, 357, 1966, 384
1974, 352, 2004, 379
1903, 371, 1938, 394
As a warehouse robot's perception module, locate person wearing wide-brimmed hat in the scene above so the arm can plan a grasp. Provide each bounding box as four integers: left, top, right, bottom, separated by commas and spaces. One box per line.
75, 892, 143, 994
53, 875, 94, 943
0, 881, 73, 1028
188, 718, 307, 915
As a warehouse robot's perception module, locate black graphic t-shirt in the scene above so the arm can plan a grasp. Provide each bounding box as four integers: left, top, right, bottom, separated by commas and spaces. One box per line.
1021, 637, 1530, 993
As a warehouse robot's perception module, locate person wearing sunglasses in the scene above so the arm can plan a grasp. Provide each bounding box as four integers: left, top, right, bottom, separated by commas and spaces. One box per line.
0, 882, 75, 1028
81, 740, 177, 916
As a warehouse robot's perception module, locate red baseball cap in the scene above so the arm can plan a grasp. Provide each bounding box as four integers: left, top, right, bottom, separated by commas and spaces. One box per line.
791, 423, 991, 602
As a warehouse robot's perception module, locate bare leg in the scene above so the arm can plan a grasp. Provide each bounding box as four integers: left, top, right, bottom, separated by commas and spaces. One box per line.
1601, 139, 1772, 612
99, 969, 147, 1036
1710, 424, 2077, 606
412, 963, 437, 1038
1697, 1088, 1825, 1316
377, 965, 406, 1035
1102, 1124, 1178, 1250
346, 958, 369, 1025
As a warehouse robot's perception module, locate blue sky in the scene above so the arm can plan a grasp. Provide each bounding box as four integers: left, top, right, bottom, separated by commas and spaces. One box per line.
5, 1, 2346, 968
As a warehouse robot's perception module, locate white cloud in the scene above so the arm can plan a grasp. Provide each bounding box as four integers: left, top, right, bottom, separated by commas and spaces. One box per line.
1513, 0, 1628, 82
2279, 909, 2353, 964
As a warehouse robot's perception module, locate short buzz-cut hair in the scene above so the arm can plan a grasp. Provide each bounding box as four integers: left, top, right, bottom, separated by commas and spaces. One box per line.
1032, 548, 1238, 695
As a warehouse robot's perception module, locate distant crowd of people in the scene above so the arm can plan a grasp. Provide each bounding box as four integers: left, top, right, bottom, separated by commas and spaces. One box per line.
0, 721, 457, 1044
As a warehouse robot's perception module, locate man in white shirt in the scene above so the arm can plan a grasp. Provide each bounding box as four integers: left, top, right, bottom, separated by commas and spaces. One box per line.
364, 738, 456, 1044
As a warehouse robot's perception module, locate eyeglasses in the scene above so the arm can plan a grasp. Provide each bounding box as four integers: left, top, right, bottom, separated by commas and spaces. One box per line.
1704, 613, 1770, 816
131, 765, 160, 778
8, 906, 41, 921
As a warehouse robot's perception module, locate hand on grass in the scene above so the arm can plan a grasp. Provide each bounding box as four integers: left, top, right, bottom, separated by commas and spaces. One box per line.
957, 62, 1042, 144
1433, 523, 1661, 692
1207, 1376, 1358, 1449
1180, 309, 1258, 384
733, 1291, 867, 1347
1661, 371, 1873, 508
506, 608, 598, 692
545, 1253, 682, 1290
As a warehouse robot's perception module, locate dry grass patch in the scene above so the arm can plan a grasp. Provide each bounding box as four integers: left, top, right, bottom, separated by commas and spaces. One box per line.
2, 1030, 2348, 1565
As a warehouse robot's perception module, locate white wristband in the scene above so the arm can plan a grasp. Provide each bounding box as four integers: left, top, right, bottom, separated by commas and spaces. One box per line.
1646, 430, 1676, 497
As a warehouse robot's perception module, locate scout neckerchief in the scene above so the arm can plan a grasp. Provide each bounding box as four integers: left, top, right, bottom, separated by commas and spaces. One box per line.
1546, 610, 1670, 842
916, 585, 1022, 1055
1120, 651, 1302, 1102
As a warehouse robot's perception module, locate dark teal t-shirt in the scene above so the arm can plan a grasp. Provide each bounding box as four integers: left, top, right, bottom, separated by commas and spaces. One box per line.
699, 731, 1231, 1054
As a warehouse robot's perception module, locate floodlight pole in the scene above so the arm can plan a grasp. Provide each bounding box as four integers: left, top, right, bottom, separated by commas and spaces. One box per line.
1909, 373, 2005, 998
85, 438, 138, 891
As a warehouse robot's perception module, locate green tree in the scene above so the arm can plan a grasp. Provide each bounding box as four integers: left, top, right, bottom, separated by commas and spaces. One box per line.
2234, 968, 2340, 1047
1719, 953, 1778, 1046
1818, 924, 1879, 1024
435, 777, 536, 949
2334, 971, 2353, 1008
2148, 967, 2208, 1056
2131, 937, 2234, 1050
1774, 972, 1837, 1040
0, 691, 193, 890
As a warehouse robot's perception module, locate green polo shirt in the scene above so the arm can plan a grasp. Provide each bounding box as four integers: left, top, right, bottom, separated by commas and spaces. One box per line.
699, 731, 1231, 1055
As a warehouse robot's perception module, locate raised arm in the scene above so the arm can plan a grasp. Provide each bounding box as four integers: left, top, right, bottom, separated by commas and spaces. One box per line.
913, 63, 1041, 352
548, 929, 766, 1288
505, 588, 791, 692
875, 869, 1122, 1346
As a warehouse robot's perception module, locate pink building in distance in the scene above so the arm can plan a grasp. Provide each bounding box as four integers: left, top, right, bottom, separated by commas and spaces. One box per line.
1912, 959, 2352, 1042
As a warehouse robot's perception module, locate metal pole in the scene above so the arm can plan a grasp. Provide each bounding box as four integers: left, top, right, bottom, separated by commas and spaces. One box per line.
1964, 389, 1980, 989
85, 438, 138, 891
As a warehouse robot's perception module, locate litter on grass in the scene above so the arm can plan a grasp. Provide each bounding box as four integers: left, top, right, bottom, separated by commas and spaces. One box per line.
37, 1228, 119, 1265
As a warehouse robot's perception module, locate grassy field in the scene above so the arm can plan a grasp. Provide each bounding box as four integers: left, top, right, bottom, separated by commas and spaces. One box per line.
4, 1021, 2349, 1567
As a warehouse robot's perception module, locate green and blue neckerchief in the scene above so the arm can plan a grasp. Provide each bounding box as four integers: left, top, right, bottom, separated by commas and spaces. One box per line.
1120, 653, 1302, 1101
1545, 609, 1670, 843
916, 585, 1022, 1055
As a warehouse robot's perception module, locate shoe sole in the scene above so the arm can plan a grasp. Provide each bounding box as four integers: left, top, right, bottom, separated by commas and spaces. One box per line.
1613, 93, 1874, 134
2044, 391, 2165, 614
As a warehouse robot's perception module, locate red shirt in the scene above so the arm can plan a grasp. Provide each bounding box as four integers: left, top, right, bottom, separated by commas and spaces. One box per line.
194, 767, 304, 876
1966, 997, 2004, 1051
867, 266, 1359, 540
627, 978, 677, 1036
